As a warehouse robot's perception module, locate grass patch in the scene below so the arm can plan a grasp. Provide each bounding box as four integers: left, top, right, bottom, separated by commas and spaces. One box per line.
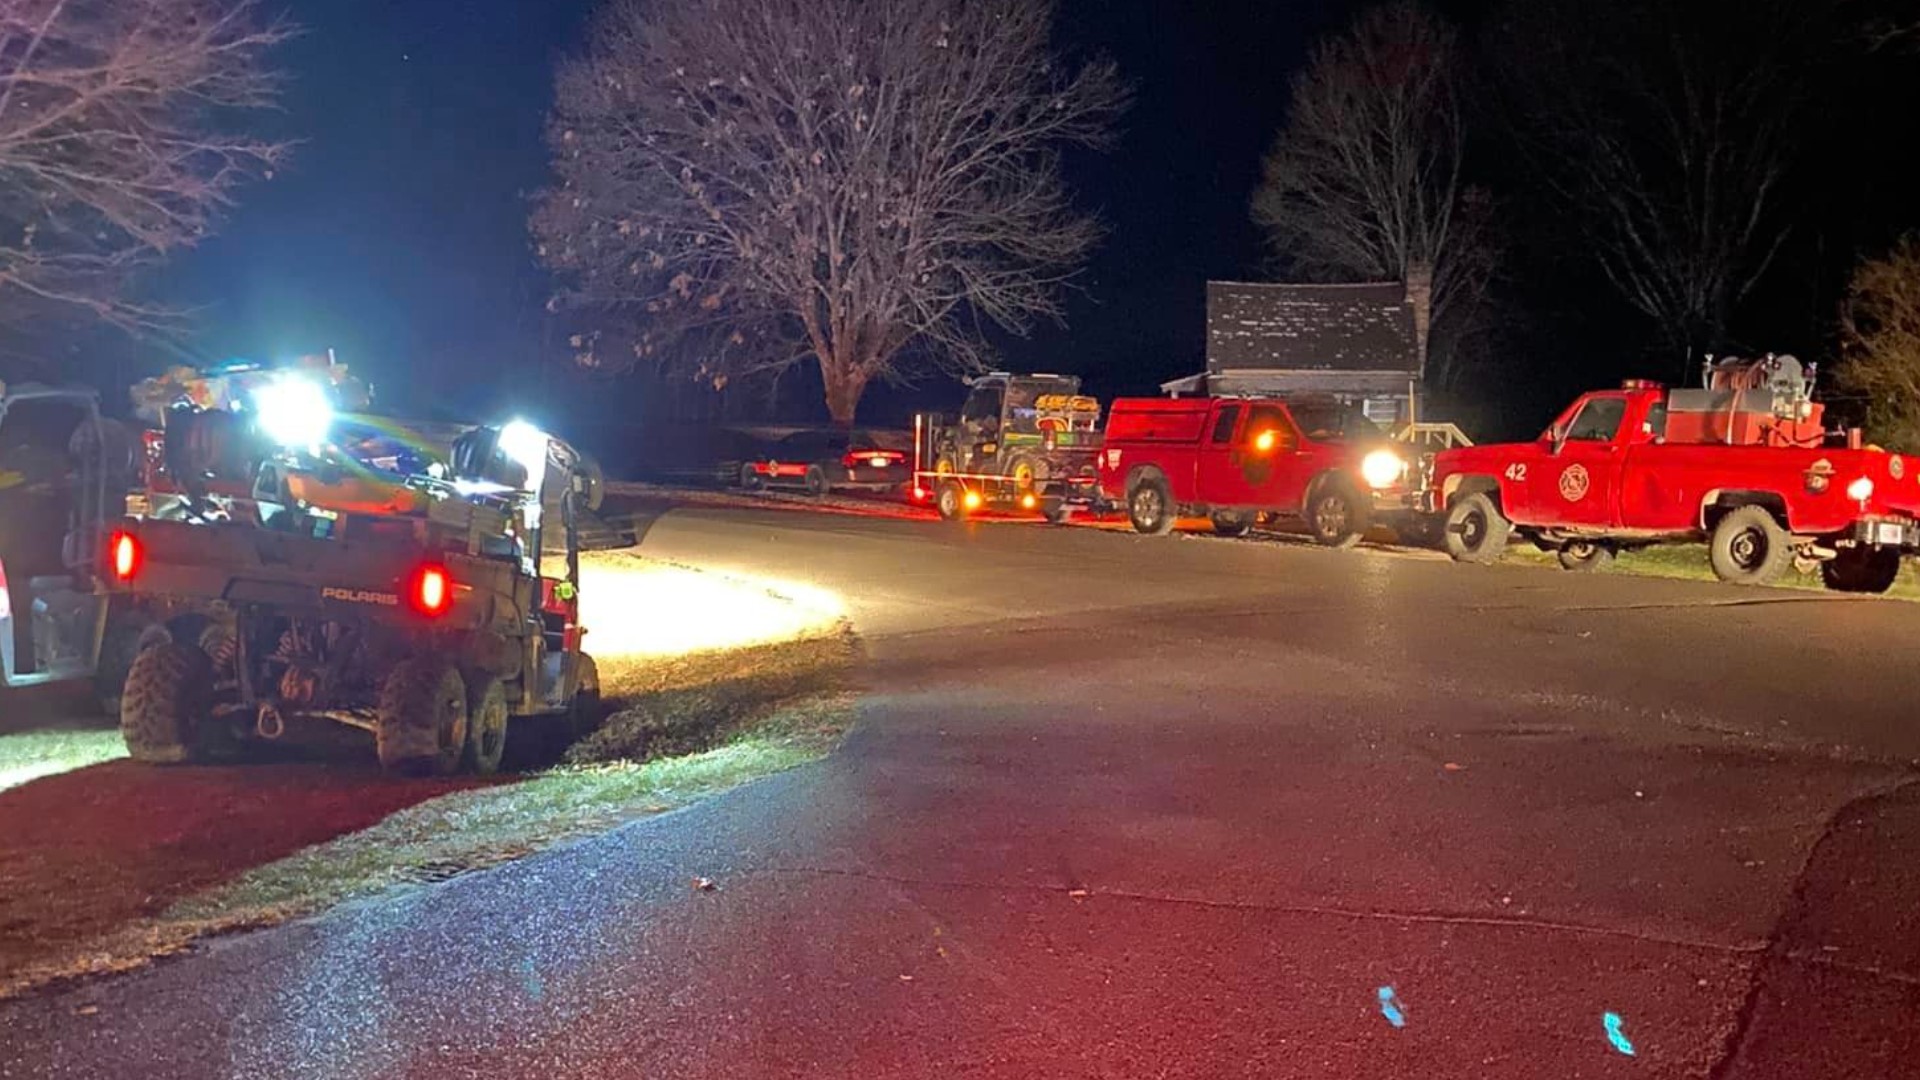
155, 631, 858, 942
0, 728, 124, 792
168, 690, 852, 926
579, 629, 858, 764
1506, 541, 1920, 599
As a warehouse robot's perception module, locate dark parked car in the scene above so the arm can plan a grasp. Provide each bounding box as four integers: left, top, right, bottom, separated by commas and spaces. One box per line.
740, 429, 908, 495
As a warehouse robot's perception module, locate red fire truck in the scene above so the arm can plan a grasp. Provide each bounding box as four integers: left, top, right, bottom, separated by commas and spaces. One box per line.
1096, 394, 1417, 545
1426, 356, 1920, 592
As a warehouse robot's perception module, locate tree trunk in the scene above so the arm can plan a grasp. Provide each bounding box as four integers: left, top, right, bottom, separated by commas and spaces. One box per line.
821, 362, 869, 427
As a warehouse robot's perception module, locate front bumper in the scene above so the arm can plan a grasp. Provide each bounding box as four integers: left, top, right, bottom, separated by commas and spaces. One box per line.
1368, 487, 1422, 517
1853, 515, 1920, 550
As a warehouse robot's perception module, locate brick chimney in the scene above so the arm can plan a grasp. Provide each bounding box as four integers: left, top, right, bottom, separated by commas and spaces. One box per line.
1404, 262, 1433, 378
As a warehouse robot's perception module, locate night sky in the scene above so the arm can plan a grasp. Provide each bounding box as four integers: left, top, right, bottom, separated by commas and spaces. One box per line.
161, 0, 1371, 425
154, 0, 1914, 435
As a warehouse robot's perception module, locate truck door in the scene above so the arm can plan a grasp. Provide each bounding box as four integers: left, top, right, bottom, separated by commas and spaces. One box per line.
1204, 404, 1301, 511
1536, 392, 1630, 528
1193, 402, 1245, 506
0, 392, 110, 688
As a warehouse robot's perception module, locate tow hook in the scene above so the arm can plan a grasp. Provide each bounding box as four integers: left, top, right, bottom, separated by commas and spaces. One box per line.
255, 702, 286, 740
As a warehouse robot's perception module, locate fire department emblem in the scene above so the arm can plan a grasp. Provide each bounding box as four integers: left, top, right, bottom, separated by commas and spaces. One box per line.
1558, 463, 1591, 502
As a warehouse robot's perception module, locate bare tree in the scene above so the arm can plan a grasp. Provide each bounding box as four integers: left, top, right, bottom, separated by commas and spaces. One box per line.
533, 0, 1124, 425
1249, 3, 1493, 391
0, 0, 293, 338
1837, 236, 1920, 450
1492, 0, 1830, 367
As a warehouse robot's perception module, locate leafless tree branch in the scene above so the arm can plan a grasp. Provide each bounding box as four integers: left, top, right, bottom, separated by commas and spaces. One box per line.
0, 0, 294, 342
1249, 3, 1494, 392
532, 0, 1125, 423
1492, 0, 1825, 366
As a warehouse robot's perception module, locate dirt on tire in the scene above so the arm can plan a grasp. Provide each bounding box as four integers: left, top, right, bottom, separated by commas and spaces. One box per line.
376, 661, 468, 775
118, 642, 214, 764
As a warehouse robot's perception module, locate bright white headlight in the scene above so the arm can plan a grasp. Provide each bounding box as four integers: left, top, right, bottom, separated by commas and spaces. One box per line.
252, 377, 333, 448
1846, 476, 1874, 502
1361, 449, 1404, 490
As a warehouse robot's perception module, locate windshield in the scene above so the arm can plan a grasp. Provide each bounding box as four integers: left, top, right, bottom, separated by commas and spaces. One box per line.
1004, 378, 1080, 435
1287, 398, 1380, 441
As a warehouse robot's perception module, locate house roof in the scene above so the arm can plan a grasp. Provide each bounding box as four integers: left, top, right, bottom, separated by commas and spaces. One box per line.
1206, 281, 1418, 375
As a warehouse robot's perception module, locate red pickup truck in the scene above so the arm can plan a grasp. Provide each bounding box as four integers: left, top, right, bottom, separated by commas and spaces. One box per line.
1096, 394, 1415, 546
1427, 376, 1920, 592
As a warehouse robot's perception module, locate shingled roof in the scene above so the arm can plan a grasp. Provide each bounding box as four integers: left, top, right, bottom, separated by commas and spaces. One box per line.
1206, 281, 1417, 374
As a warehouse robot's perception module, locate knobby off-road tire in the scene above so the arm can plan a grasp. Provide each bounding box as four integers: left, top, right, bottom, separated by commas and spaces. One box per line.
1306, 482, 1368, 549
1708, 506, 1793, 587
569, 653, 603, 741
463, 675, 510, 776
119, 642, 215, 764
377, 660, 469, 776
1443, 492, 1511, 564
1821, 546, 1902, 594
1127, 474, 1175, 536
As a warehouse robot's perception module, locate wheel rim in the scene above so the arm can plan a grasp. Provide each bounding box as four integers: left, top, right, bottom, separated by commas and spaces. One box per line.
1459, 509, 1486, 549
1567, 542, 1595, 562
1132, 487, 1162, 527
1315, 495, 1349, 538
1730, 527, 1766, 570
1013, 462, 1035, 491
939, 485, 960, 517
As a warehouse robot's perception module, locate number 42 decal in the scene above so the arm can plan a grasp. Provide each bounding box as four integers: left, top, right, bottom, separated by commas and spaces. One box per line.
1504, 463, 1528, 481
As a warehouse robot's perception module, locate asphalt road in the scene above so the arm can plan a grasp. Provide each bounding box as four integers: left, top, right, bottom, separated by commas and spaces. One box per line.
6, 501, 1920, 1079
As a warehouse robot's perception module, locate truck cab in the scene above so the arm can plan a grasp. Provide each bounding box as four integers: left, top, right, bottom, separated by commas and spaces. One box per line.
1098, 394, 1414, 546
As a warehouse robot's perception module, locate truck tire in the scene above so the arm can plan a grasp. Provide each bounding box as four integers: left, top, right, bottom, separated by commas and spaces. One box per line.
1443, 492, 1510, 564
1708, 506, 1793, 587
462, 675, 510, 776
1126, 474, 1175, 536
1821, 546, 1901, 594
377, 660, 469, 775
936, 479, 967, 521
1210, 511, 1252, 538
1306, 482, 1368, 548
569, 653, 603, 740
739, 463, 764, 491
804, 465, 829, 497
119, 642, 215, 764
1556, 541, 1614, 572
1041, 499, 1072, 525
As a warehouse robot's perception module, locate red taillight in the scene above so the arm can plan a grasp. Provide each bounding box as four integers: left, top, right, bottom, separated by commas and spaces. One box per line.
411, 564, 452, 617
110, 532, 141, 582
843, 449, 902, 468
